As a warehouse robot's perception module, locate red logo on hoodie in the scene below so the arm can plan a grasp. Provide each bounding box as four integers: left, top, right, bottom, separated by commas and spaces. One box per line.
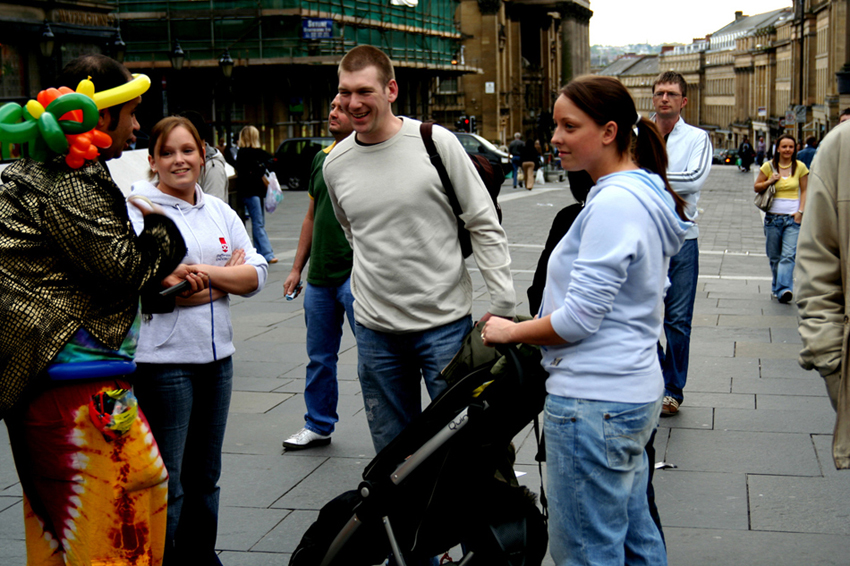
219, 237, 228, 253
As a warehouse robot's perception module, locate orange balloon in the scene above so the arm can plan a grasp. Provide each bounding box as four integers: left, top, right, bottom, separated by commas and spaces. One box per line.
91, 130, 112, 148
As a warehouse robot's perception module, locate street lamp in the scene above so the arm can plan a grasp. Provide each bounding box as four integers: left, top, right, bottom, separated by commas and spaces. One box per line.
170, 41, 185, 71
40, 21, 55, 58
218, 49, 234, 79
112, 28, 127, 64
219, 49, 234, 151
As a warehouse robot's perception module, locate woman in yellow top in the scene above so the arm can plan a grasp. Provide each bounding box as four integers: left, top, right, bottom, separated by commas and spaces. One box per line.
754, 133, 809, 303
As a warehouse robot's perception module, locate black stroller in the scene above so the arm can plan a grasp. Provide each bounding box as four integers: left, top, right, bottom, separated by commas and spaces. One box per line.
290, 324, 550, 566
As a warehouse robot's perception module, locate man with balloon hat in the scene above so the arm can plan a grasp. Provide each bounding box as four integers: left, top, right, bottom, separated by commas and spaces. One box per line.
0, 53, 192, 564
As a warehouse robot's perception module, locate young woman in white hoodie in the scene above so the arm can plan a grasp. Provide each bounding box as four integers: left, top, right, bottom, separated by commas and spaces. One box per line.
128, 116, 268, 565
482, 76, 691, 566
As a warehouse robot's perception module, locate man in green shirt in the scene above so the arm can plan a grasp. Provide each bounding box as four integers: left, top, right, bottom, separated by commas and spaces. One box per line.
283, 95, 354, 449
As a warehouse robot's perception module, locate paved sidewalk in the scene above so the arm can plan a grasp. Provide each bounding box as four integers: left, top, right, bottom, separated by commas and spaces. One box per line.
0, 165, 847, 565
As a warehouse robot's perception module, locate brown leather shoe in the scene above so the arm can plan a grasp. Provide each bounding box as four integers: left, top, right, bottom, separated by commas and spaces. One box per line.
268, 257, 279, 264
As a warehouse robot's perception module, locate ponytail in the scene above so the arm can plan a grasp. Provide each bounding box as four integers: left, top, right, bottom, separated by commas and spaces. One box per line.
633, 117, 688, 222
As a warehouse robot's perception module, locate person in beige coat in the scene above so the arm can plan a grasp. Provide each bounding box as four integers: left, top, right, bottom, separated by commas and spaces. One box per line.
796, 122, 850, 470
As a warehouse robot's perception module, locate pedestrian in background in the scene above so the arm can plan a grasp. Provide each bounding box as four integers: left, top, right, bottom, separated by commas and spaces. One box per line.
508, 132, 524, 189
235, 125, 277, 264
520, 132, 541, 190
129, 116, 267, 565
482, 74, 689, 566
754, 133, 808, 304
797, 136, 818, 169
282, 95, 355, 450
650, 71, 713, 418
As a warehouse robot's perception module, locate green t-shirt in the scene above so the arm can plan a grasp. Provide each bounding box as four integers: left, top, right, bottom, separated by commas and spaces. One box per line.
308, 144, 353, 286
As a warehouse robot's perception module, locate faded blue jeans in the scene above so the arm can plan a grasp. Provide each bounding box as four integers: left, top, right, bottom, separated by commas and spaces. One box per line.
303, 279, 355, 436
763, 213, 800, 297
658, 238, 699, 403
545, 394, 666, 566
134, 358, 233, 566
243, 195, 275, 261
355, 316, 472, 454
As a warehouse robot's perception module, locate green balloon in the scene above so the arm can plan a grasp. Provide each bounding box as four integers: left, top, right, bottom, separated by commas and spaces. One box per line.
46, 93, 98, 134
0, 103, 37, 144
38, 113, 69, 154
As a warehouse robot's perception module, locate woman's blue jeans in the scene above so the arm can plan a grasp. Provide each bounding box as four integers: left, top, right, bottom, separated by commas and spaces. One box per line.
134, 357, 233, 566
355, 316, 472, 454
763, 213, 800, 296
545, 394, 666, 566
243, 195, 274, 261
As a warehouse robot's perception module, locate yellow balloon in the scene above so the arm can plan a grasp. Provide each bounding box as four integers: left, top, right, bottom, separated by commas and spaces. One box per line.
26, 100, 45, 120
76, 76, 96, 99
92, 74, 151, 110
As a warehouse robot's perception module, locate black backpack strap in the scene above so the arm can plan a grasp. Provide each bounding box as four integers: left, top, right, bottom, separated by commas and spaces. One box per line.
420, 122, 464, 221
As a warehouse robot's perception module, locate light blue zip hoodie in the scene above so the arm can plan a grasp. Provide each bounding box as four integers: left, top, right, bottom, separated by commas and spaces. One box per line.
127, 181, 268, 364
540, 169, 691, 404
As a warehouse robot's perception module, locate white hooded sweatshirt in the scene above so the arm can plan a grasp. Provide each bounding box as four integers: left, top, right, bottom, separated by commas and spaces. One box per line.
128, 181, 268, 364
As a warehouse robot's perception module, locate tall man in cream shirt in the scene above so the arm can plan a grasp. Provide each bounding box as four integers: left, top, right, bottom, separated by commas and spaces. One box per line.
324, 45, 515, 453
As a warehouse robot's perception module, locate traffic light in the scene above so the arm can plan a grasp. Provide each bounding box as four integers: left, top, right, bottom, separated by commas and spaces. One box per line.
456, 115, 468, 131
470, 116, 476, 133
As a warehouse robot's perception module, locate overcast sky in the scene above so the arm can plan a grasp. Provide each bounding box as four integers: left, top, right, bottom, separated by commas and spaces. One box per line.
589, 1, 793, 46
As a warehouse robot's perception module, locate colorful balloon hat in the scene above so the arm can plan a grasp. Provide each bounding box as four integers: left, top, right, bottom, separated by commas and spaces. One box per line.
0, 74, 150, 169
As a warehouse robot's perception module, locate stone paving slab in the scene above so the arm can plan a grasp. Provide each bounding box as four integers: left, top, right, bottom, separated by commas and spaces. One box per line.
716, 315, 799, 328
714, 407, 834, 434
732, 375, 828, 396
756, 394, 835, 412
653, 471, 749, 530
664, 528, 850, 566
658, 407, 714, 430
665, 429, 821, 476
748, 475, 850, 535
734, 342, 802, 359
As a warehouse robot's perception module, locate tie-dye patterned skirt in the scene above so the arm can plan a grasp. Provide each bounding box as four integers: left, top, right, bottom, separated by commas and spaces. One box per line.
6, 378, 168, 566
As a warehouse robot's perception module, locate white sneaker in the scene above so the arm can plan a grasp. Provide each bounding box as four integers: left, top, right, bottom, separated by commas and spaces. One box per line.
283, 427, 331, 450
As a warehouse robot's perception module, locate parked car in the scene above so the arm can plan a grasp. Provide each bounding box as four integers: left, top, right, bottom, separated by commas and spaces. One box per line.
453, 133, 511, 175
721, 149, 739, 166
269, 137, 335, 190
712, 148, 726, 165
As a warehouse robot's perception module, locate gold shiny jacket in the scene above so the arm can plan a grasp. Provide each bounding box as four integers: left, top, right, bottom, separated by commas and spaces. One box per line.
0, 156, 186, 417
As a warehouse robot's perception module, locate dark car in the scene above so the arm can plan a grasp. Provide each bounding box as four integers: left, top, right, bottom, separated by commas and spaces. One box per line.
721, 149, 739, 166
712, 148, 726, 165
269, 137, 335, 190
454, 133, 511, 175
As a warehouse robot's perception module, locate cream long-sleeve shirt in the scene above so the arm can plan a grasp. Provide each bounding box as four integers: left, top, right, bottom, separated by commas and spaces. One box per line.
324, 117, 515, 333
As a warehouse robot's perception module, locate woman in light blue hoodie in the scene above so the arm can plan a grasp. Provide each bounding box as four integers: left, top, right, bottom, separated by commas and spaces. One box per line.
127, 117, 268, 565
483, 76, 691, 566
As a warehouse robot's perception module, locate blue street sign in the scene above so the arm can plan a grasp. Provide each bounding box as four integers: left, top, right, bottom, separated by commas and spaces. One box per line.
302, 19, 333, 40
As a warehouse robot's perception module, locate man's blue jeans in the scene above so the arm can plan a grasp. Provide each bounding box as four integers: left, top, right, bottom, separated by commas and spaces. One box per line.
658, 238, 699, 404
763, 213, 800, 297
545, 395, 666, 566
511, 155, 522, 187
242, 196, 274, 261
134, 358, 233, 566
355, 316, 472, 453
303, 279, 355, 436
